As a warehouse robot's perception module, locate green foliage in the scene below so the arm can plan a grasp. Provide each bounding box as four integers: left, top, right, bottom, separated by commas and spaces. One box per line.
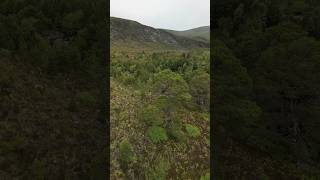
185, 124, 201, 138
0, 0, 107, 179
151, 69, 192, 105
119, 139, 135, 163
169, 128, 187, 143
145, 158, 170, 180
201, 113, 209, 122
111, 47, 209, 178
153, 95, 178, 114
199, 173, 210, 180
213, 0, 320, 178
146, 126, 168, 143
168, 121, 187, 143
140, 105, 163, 126
189, 69, 210, 110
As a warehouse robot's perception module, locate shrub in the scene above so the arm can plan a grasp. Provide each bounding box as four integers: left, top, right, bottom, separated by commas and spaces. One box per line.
146, 126, 168, 143
189, 70, 210, 110
168, 128, 187, 143
140, 105, 163, 126
151, 69, 192, 105
119, 72, 136, 85
185, 124, 201, 138
201, 113, 209, 122
145, 158, 170, 180
168, 122, 187, 143
119, 139, 134, 163
199, 173, 210, 180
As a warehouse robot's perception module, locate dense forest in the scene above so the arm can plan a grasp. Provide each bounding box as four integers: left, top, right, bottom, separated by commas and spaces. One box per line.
0, 0, 107, 179
213, 0, 320, 179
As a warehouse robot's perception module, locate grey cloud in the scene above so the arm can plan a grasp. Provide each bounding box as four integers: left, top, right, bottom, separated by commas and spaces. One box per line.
111, 0, 210, 31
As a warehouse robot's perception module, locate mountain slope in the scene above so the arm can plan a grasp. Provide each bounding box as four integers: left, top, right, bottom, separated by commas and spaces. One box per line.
164, 26, 210, 42
110, 17, 209, 50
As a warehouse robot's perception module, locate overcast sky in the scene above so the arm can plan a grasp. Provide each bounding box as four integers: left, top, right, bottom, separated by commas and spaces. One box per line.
110, 0, 210, 31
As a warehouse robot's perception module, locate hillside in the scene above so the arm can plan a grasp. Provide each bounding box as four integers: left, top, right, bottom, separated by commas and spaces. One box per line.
110, 17, 210, 180
110, 51, 210, 179
163, 26, 210, 42
0, 0, 107, 178
110, 17, 209, 50
213, 0, 320, 179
